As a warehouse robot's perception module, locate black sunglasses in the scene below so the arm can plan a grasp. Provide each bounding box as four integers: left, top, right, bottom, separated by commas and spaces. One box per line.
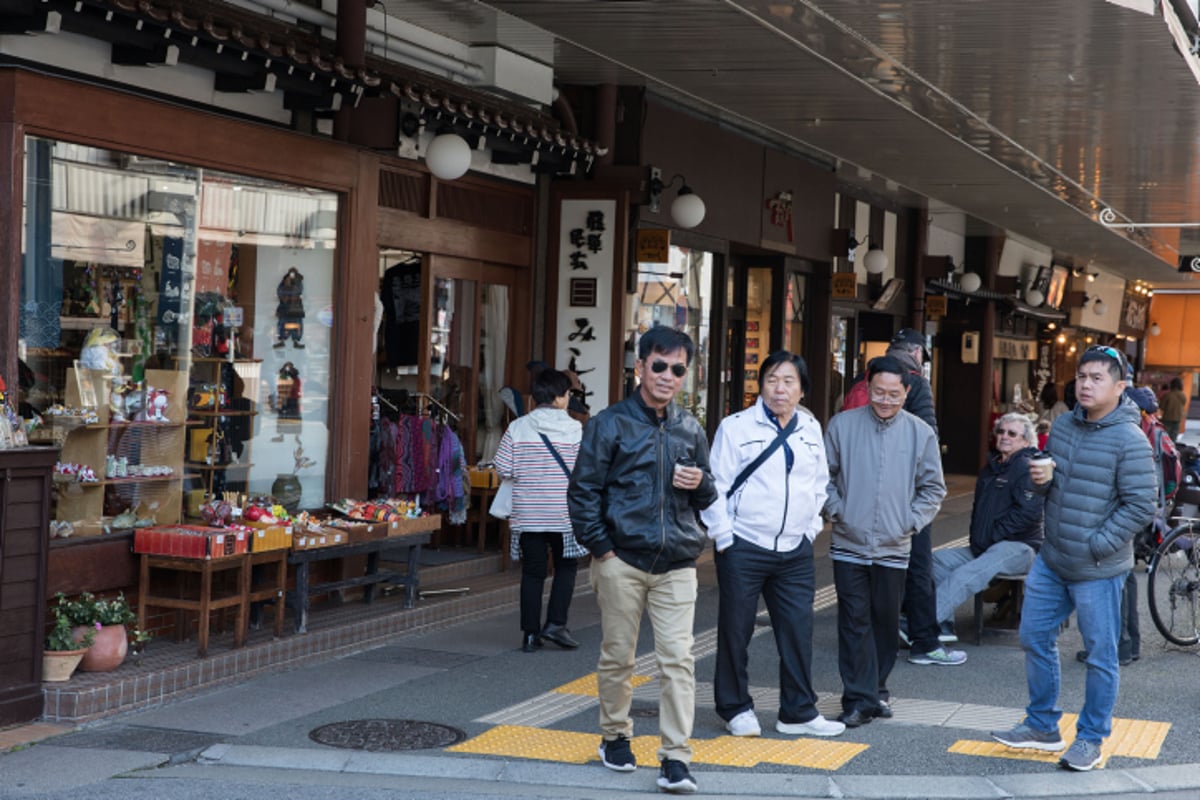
650, 360, 688, 378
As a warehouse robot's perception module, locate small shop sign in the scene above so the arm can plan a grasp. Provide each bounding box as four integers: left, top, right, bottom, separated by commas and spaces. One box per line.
994, 336, 1036, 360
636, 229, 670, 263
925, 295, 947, 319
831, 272, 858, 299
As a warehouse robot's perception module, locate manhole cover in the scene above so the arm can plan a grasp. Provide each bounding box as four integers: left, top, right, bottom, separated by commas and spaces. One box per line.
309, 719, 467, 752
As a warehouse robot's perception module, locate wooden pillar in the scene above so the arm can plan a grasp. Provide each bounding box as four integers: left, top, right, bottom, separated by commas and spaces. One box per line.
0, 72, 22, 389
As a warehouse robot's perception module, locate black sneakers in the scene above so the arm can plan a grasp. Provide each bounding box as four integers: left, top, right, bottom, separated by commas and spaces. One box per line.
599, 734, 637, 772
656, 758, 697, 793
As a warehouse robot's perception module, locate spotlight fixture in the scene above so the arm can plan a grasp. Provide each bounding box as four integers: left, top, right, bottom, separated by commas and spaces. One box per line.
1150, 321, 1162, 336
1056, 332, 1067, 344
1071, 266, 1084, 278
1047, 322, 1057, 330
649, 168, 707, 229
1086, 271, 1098, 282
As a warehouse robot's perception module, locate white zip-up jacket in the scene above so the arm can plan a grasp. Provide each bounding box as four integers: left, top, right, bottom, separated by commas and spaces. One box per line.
701, 398, 828, 553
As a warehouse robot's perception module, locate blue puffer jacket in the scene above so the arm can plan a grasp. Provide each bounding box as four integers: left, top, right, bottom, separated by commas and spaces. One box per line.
1036, 396, 1156, 581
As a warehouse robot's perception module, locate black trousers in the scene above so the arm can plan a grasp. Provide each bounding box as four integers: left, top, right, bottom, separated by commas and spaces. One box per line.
519, 531, 578, 635
903, 524, 941, 654
713, 537, 819, 725
833, 560, 907, 714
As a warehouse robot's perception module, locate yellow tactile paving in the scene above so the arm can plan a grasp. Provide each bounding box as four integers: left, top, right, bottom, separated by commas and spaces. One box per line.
949, 713, 1171, 767
448, 725, 869, 770
552, 673, 653, 697
0, 723, 72, 752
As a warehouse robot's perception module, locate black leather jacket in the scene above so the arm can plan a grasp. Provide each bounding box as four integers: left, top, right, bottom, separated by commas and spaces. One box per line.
568, 392, 718, 574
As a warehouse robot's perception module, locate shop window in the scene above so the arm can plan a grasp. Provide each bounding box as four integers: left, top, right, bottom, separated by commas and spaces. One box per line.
18, 137, 338, 535
633, 245, 714, 428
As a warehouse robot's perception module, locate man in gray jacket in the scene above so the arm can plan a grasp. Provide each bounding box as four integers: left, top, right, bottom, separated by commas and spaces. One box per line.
824, 355, 946, 728
992, 345, 1156, 772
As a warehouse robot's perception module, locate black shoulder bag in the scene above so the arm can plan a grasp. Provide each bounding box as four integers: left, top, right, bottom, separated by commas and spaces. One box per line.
539, 433, 573, 478
726, 414, 798, 498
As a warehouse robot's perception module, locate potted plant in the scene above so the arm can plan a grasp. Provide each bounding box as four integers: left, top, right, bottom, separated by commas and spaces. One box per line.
55, 591, 136, 672
43, 602, 95, 682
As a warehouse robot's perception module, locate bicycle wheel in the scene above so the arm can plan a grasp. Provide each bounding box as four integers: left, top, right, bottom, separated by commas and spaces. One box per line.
1147, 521, 1200, 647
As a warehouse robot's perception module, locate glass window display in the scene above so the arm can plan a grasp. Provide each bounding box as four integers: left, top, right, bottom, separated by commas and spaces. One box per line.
632, 245, 713, 427
18, 137, 338, 535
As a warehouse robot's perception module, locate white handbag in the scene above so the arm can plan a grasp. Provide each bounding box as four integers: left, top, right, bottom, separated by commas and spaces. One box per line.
489, 478, 514, 519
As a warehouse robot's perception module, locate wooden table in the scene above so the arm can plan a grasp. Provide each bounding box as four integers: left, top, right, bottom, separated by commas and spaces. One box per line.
286, 530, 432, 634
137, 553, 249, 657
247, 548, 288, 638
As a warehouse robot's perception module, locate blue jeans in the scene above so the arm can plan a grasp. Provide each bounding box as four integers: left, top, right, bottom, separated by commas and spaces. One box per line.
932, 542, 1036, 624
1018, 555, 1124, 744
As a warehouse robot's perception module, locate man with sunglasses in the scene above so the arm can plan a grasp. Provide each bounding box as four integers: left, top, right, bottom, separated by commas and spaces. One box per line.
569, 325, 717, 794
992, 345, 1156, 772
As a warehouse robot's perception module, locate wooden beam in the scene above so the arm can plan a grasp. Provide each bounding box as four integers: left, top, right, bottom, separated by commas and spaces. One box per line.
377, 208, 532, 268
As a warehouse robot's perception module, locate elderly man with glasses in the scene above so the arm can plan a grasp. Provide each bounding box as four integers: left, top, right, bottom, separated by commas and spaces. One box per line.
991, 345, 1156, 772
823, 355, 947, 729
569, 325, 717, 794
931, 412, 1045, 643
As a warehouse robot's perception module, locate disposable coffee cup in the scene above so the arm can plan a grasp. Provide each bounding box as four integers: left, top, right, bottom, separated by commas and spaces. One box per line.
674, 457, 696, 483
1030, 452, 1054, 481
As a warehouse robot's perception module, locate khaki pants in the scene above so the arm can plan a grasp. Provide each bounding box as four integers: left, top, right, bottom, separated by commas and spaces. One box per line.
590, 555, 697, 763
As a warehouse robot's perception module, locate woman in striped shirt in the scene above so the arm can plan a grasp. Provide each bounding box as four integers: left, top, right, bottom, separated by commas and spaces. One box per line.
494, 368, 586, 653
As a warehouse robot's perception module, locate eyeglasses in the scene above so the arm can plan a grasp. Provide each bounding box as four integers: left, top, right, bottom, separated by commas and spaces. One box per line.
996, 429, 1024, 438
649, 360, 688, 378
869, 389, 905, 404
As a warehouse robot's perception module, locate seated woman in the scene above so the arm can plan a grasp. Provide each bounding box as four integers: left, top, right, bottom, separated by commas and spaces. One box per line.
932, 412, 1045, 642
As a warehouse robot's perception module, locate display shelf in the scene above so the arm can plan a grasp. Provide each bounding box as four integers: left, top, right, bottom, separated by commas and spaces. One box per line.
185, 462, 253, 471
84, 421, 187, 430
190, 357, 263, 364
188, 409, 258, 418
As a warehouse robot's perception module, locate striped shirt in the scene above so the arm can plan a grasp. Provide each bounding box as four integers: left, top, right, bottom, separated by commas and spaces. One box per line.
493, 408, 587, 558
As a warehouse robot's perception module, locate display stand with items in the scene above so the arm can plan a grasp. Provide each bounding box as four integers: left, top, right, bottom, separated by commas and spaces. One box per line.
52, 367, 190, 538
184, 357, 260, 512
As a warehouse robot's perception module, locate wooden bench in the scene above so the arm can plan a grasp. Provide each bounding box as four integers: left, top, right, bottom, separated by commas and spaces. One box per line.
972, 572, 1027, 645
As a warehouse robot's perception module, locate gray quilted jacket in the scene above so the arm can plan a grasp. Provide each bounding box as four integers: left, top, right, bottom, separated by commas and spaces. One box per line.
1036, 396, 1156, 582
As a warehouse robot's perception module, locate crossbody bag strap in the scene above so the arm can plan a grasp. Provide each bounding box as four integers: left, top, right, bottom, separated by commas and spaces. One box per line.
538, 433, 572, 478
726, 413, 798, 498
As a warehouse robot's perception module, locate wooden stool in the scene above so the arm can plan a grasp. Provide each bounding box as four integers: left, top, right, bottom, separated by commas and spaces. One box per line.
138, 553, 249, 657
973, 572, 1027, 645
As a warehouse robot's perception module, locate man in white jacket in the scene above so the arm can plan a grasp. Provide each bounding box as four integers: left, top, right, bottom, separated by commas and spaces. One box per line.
702, 351, 845, 739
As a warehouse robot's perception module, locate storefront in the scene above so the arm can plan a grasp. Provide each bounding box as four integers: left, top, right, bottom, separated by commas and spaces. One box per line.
0, 57, 547, 705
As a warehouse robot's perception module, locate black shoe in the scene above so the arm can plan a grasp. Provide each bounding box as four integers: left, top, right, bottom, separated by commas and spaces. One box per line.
656, 758, 697, 793
521, 633, 542, 653
540, 623, 580, 649
599, 734, 637, 772
875, 700, 893, 719
837, 708, 874, 728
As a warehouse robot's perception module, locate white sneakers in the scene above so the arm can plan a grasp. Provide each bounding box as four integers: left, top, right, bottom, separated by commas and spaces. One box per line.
725, 709, 762, 736
726, 709, 846, 738
775, 715, 846, 737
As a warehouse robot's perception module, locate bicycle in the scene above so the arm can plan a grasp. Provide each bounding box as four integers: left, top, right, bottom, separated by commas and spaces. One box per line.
1147, 519, 1200, 647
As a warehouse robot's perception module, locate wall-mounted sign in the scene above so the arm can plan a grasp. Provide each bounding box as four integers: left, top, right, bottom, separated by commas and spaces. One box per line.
765, 190, 794, 242
636, 228, 670, 264
994, 336, 1036, 361
925, 295, 948, 319
831, 272, 857, 299
558, 200, 616, 412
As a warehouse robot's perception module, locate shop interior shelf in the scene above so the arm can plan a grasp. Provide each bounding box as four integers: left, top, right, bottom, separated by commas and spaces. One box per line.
187, 409, 258, 418
185, 462, 254, 471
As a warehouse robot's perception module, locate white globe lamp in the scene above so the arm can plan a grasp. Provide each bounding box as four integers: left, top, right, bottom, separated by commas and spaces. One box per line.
670, 186, 706, 229
1093, 299, 1107, 316
426, 133, 472, 181
1025, 288, 1044, 307
862, 247, 889, 275
960, 272, 982, 293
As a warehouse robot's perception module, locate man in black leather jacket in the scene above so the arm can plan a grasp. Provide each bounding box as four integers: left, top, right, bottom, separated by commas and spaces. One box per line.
569, 325, 717, 794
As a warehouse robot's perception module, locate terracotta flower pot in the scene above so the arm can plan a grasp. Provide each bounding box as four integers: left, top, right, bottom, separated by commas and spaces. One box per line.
73, 623, 128, 672
43, 649, 88, 682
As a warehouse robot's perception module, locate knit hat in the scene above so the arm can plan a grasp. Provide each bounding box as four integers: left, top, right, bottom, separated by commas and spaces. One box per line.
1126, 386, 1159, 414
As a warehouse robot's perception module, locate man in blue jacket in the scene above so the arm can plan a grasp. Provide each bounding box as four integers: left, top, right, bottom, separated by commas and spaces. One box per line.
569, 325, 717, 795
992, 345, 1156, 771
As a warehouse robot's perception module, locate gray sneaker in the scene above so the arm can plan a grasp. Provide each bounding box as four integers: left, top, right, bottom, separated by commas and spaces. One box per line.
1059, 738, 1103, 771
908, 646, 967, 665
990, 722, 1066, 752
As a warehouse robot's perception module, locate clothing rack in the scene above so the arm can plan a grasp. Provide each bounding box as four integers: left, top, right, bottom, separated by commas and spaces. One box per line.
413, 392, 460, 422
